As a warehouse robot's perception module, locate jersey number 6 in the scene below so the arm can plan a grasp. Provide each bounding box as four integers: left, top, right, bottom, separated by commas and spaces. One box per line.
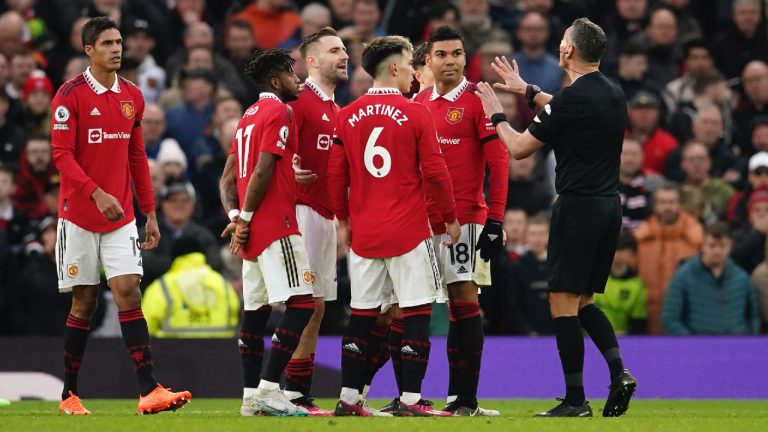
364, 126, 391, 178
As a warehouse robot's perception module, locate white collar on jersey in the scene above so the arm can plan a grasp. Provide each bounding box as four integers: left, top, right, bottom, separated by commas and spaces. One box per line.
304, 78, 334, 101
259, 92, 283, 102
366, 87, 402, 96
429, 77, 468, 102
83, 67, 121, 94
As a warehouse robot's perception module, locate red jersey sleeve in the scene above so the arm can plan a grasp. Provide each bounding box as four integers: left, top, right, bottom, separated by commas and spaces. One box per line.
327, 128, 350, 220
51, 91, 100, 200
415, 105, 457, 223
260, 103, 294, 159
474, 96, 508, 222
127, 92, 155, 214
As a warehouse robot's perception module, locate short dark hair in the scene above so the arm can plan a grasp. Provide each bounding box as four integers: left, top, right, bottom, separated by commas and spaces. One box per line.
683, 38, 710, 59
299, 26, 339, 60
229, 20, 252, 35
615, 229, 638, 251
704, 221, 731, 240
569, 17, 606, 63
361, 35, 412, 78
653, 183, 681, 202
245, 48, 295, 92
0, 164, 15, 182
426, 1, 459, 21
619, 41, 646, 57
412, 42, 429, 69
692, 70, 725, 95
427, 25, 465, 53
81, 17, 119, 48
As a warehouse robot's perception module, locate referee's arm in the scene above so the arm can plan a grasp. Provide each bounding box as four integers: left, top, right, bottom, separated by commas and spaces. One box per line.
475, 82, 544, 160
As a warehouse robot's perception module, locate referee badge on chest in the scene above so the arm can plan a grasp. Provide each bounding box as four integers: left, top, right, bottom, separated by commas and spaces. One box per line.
445, 107, 464, 125
120, 101, 135, 119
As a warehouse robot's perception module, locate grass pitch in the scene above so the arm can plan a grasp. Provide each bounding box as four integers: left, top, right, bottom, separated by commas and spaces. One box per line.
1, 399, 766, 432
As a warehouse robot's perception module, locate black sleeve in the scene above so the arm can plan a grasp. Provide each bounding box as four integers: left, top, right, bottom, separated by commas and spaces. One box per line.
527, 89, 577, 145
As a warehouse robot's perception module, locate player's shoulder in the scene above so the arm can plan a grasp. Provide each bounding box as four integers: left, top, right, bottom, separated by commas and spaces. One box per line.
459, 81, 484, 107
412, 86, 432, 102
118, 75, 142, 94
55, 73, 87, 98
261, 97, 295, 122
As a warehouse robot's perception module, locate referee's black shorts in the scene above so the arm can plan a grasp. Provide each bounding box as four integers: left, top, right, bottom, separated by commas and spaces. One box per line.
547, 194, 622, 295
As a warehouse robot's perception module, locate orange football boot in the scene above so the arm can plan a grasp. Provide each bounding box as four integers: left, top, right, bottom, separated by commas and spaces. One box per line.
138, 384, 192, 414
59, 391, 92, 415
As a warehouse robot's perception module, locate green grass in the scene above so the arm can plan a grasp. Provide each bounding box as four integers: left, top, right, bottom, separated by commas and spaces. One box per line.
1, 399, 766, 432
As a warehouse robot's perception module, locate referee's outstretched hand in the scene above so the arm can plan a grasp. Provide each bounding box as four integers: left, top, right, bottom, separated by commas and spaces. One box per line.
476, 219, 504, 262
489, 56, 526, 95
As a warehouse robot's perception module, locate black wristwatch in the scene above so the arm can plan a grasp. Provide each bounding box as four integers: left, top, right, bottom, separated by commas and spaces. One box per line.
525, 84, 541, 107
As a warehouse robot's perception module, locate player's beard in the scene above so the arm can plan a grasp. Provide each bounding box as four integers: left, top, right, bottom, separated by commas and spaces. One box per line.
321, 63, 348, 86
281, 85, 299, 102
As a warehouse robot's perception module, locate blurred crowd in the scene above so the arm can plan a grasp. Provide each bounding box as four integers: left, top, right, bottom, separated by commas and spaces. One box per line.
1, 0, 768, 337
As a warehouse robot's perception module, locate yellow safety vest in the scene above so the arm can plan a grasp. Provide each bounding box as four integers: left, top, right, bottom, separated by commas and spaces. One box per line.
142, 253, 240, 338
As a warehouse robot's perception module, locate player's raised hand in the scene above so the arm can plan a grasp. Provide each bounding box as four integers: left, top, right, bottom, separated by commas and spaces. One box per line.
491, 56, 527, 95
92, 188, 125, 222
443, 219, 461, 246
141, 212, 161, 250
475, 82, 505, 121
293, 154, 318, 184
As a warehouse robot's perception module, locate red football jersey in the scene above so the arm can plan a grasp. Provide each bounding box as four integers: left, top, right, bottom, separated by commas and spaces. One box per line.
413, 78, 509, 234
288, 79, 340, 220
235, 93, 300, 259
51, 68, 154, 233
328, 88, 457, 258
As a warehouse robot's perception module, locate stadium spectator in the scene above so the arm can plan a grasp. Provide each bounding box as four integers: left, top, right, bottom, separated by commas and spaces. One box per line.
614, 43, 656, 102
230, 0, 302, 50
155, 138, 188, 183
667, 70, 734, 146
662, 39, 714, 117
512, 11, 564, 95
41, 173, 58, 218
329, 0, 354, 30
618, 137, 662, 231
147, 160, 165, 204
418, 1, 460, 42
196, 117, 238, 238
457, 0, 506, 58
752, 117, 768, 152
730, 190, 768, 274
192, 96, 243, 168
140, 181, 222, 288
280, 3, 332, 49
470, 37, 513, 84
635, 185, 704, 334
142, 234, 240, 338
603, 0, 649, 76
626, 90, 679, 174
506, 153, 552, 217
62, 56, 89, 83
160, 45, 241, 109
750, 238, 768, 332
657, 0, 702, 41
679, 140, 735, 224
337, 0, 384, 43
0, 11, 25, 59
6, 49, 37, 102
0, 86, 26, 169
734, 60, 768, 155
506, 215, 553, 335
123, 19, 165, 104
12, 135, 56, 221
0, 164, 29, 258
20, 70, 53, 137
45, 17, 88, 89
164, 68, 217, 165
224, 20, 259, 104
727, 152, 768, 230
666, 104, 738, 184
6, 216, 70, 335
503, 208, 528, 260
662, 222, 760, 335
0, 53, 8, 89
142, 103, 166, 159
711, 0, 768, 80
634, 6, 682, 86
594, 229, 647, 335
166, 0, 213, 57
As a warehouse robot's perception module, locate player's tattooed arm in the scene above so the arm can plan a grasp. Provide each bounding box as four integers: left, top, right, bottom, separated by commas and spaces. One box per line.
219, 153, 239, 212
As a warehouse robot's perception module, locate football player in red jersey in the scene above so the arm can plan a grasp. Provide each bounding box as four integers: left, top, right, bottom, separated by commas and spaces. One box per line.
278, 27, 348, 416
51, 17, 190, 415
221, 49, 316, 417
413, 26, 509, 416
328, 35, 460, 417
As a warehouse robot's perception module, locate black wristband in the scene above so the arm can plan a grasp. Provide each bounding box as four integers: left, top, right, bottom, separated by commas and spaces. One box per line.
490, 113, 508, 127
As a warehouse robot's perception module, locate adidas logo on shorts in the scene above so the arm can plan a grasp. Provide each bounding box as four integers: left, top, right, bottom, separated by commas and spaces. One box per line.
343, 343, 362, 354
457, 266, 469, 274
401, 345, 419, 356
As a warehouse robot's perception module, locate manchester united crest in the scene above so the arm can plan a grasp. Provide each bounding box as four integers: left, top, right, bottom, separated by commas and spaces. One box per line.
67, 264, 79, 278
446, 107, 464, 125
120, 101, 135, 119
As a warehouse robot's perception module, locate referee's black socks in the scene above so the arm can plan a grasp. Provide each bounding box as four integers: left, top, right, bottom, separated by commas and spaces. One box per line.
553, 316, 585, 406
579, 303, 625, 380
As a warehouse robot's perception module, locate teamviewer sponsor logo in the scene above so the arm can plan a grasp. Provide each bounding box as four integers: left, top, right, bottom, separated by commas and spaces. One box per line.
88, 128, 102, 144
316, 134, 331, 150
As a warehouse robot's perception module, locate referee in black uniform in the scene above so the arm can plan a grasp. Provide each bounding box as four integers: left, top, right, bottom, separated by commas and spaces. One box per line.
475, 18, 637, 417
